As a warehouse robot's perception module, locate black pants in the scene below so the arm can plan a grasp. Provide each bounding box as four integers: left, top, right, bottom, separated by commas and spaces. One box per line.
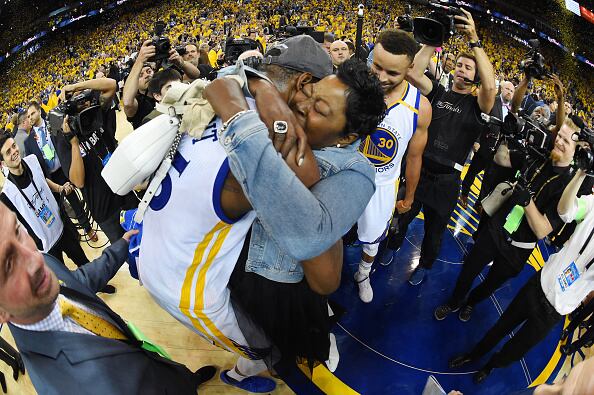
49, 170, 91, 233
386, 171, 460, 269
469, 272, 562, 368
98, 209, 125, 243
448, 227, 522, 308
461, 150, 491, 198
48, 225, 89, 267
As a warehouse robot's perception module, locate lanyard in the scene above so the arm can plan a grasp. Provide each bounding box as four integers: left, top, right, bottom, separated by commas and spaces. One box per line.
8, 163, 43, 214
578, 226, 594, 271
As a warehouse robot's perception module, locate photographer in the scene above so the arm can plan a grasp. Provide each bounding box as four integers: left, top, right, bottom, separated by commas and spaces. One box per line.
122, 40, 200, 129
435, 119, 578, 324
449, 149, 594, 384
0, 133, 88, 267
512, 72, 566, 139
385, 8, 497, 285
54, 78, 128, 244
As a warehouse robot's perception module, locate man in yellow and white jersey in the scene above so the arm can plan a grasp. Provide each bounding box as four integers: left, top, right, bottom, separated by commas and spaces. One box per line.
354, 29, 432, 303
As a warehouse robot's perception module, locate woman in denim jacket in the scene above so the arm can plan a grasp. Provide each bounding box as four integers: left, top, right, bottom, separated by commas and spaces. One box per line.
206, 59, 386, 370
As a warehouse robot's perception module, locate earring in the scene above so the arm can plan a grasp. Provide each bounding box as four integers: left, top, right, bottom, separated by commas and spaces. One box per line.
336, 143, 341, 148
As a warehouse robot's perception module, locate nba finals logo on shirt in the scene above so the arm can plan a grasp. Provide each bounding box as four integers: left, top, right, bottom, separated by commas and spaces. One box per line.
359, 127, 398, 170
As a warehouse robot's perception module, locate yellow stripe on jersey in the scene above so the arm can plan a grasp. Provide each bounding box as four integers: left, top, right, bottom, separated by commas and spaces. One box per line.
179, 221, 227, 345
386, 82, 410, 110
396, 100, 419, 114
192, 224, 251, 358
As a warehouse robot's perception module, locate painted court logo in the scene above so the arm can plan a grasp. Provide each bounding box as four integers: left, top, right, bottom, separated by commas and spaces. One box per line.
359, 127, 398, 167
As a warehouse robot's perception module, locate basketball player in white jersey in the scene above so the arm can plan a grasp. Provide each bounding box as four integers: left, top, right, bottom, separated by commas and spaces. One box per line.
355, 29, 432, 303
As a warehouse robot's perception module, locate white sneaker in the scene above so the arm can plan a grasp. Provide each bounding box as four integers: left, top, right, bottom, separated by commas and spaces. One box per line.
354, 270, 373, 303
325, 333, 340, 372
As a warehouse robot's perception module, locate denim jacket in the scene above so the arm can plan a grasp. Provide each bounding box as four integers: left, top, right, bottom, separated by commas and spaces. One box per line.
219, 111, 375, 283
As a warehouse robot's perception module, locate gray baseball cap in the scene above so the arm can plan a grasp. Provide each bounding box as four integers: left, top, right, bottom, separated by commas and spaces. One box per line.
263, 35, 333, 80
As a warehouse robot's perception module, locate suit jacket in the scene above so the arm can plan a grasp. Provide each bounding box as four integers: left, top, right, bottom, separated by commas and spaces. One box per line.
23, 132, 59, 178
9, 240, 197, 395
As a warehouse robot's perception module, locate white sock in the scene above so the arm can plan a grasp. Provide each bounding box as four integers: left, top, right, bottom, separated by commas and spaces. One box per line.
358, 261, 373, 276
228, 357, 268, 381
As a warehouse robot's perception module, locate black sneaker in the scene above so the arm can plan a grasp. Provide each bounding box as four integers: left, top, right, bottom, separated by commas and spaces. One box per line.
194, 365, 217, 386
434, 304, 459, 321
458, 305, 473, 322
99, 285, 117, 294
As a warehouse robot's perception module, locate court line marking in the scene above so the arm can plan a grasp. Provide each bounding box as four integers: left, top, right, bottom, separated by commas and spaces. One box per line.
336, 322, 478, 375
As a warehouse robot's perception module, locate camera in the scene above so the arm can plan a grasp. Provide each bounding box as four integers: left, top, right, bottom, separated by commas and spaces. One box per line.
47, 90, 103, 139
396, 4, 413, 32
175, 45, 187, 57
519, 39, 550, 80
274, 25, 325, 44
502, 113, 550, 151
223, 37, 259, 66
575, 127, 594, 174
396, 1, 463, 46
149, 21, 172, 62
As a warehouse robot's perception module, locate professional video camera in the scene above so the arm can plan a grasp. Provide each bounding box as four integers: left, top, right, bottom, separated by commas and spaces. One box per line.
574, 127, 594, 174
519, 39, 551, 80
274, 25, 325, 44
482, 112, 551, 158
47, 90, 103, 139
223, 37, 259, 66
396, 1, 464, 46
149, 21, 172, 62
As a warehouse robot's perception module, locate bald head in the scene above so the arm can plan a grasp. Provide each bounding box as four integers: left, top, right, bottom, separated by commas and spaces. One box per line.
329, 40, 349, 67
500, 80, 515, 103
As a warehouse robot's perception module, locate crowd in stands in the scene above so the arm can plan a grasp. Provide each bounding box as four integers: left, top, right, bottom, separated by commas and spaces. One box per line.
1, 1, 594, 394
0, 0, 592, 130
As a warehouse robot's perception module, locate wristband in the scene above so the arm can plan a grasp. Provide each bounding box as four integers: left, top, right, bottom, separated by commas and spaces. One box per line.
469, 40, 482, 49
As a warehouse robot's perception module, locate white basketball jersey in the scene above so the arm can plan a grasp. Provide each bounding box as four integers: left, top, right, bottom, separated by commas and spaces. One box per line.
139, 109, 258, 358
359, 82, 421, 186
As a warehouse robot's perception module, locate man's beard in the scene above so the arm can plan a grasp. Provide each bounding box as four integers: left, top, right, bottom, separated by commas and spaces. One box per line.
550, 150, 562, 162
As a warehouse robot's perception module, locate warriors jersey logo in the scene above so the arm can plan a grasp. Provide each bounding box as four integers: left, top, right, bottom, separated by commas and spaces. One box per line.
359, 127, 398, 167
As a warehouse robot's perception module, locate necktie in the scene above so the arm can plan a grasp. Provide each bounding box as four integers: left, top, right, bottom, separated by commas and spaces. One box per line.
59, 297, 127, 340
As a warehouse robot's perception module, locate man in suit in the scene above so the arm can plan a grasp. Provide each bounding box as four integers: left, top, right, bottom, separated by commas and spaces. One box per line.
0, 202, 215, 395
460, 80, 514, 208
12, 112, 30, 156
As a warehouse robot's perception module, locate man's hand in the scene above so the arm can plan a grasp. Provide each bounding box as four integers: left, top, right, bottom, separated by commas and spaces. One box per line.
473, 142, 480, 152
396, 199, 412, 214
122, 229, 140, 243
249, 78, 307, 163
58, 84, 78, 102
60, 182, 74, 195
137, 40, 156, 64
551, 74, 564, 99
62, 115, 72, 135
168, 49, 184, 68
454, 8, 479, 42
511, 183, 532, 207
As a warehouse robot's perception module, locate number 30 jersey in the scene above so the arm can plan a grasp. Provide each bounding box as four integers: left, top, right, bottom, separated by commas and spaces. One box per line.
359, 82, 421, 186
